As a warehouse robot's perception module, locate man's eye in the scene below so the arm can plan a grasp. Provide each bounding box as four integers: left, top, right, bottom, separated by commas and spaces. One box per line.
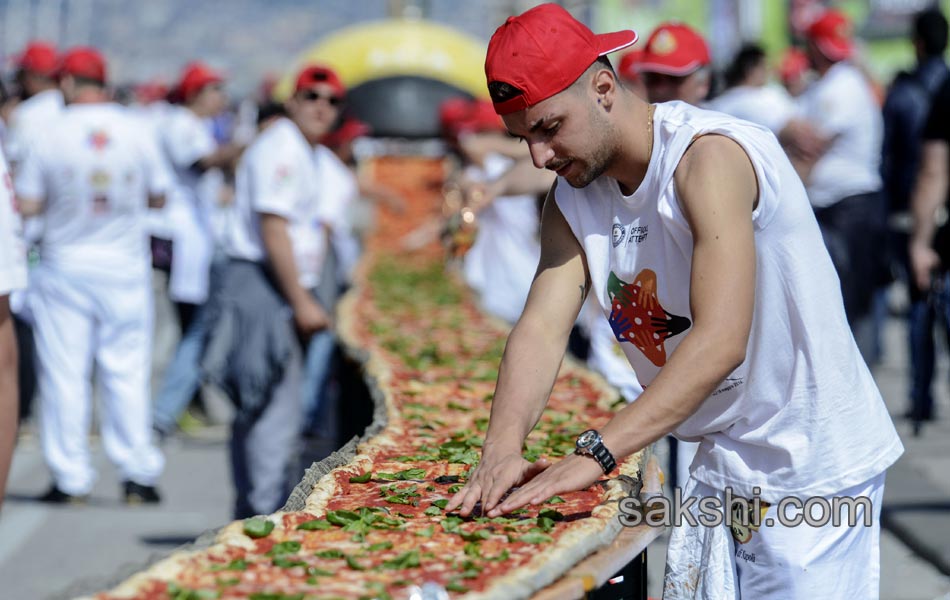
545, 123, 560, 134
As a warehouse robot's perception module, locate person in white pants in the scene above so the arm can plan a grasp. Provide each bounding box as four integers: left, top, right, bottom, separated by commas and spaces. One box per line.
16, 47, 172, 504
0, 147, 28, 509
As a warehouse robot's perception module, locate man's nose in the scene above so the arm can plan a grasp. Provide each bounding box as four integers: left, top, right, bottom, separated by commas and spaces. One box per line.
528, 140, 554, 170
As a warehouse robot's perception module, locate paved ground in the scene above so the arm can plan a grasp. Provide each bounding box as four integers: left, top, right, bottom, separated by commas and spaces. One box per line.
2, 313, 950, 599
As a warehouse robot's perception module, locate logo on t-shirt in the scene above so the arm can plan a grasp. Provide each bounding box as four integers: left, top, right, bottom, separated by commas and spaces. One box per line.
607, 269, 691, 366
88, 129, 110, 151
612, 223, 626, 247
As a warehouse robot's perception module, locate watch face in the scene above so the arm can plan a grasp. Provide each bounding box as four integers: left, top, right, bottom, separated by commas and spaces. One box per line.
577, 430, 598, 449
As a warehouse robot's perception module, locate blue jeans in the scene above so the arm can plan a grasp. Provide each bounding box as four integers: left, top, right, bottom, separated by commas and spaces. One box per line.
152, 301, 212, 434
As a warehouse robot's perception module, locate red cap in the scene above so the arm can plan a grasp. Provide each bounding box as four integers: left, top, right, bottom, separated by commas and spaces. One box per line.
322, 117, 371, 148
778, 47, 809, 83
806, 10, 854, 62
294, 64, 345, 97
58, 47, 107, 83
439, 97, 504, 138
178, 62, 224, 102
17, 41, 57, 75
618, 49, 644, 82
485, 3, 638, 115
638, 23, 710, 76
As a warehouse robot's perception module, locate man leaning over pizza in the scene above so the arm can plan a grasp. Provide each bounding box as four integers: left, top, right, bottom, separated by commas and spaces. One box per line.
445, 4, 903, 598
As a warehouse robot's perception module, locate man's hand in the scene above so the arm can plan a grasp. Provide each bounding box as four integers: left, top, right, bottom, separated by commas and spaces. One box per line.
490, 453, 604, 517
910, 241, 941, 292
292, 296, 331, 337
445, 452, 551, 517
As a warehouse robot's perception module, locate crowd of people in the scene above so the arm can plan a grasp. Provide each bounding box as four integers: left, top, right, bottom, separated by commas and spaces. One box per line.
0, 7, 945, 552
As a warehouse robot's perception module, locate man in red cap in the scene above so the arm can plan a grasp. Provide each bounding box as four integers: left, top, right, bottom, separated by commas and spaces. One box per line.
15, 46, 172, 505
637, 22, 711, 105
150, 61, 245, 440
617, 49, 647, 99
206, 63, 341, 518
446, 4, 901, 596
788, 9, 888, 364
6, 42, 64, 166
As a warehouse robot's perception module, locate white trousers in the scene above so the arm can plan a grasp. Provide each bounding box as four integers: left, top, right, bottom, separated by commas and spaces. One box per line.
664, 473, 884, 600
29, 267, 164, 495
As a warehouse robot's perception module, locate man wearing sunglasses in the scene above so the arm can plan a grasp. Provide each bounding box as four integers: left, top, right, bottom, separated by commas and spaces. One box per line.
207, 64, 342, 518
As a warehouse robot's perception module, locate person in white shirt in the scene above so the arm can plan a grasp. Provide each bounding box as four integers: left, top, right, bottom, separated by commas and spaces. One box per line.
447, 5, 902, 597
151, 62, 244, 438
16, 47, 172, 504
707, 43, 798, 137
206, 64, 339, 518
0, 148, 27, 509
785, 9, 889, 363
5, 41, 64, 169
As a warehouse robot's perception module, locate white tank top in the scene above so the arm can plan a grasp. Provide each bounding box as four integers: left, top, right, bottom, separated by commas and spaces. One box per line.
555, 101, 902, 500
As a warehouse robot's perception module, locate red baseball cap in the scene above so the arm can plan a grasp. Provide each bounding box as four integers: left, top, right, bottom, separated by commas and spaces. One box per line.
58, 47, 107, 83
806, 10, 854, 62
618, 49, 644, 83
294, 64, 345, 97
439, 97, 504, 138
778, 47, 809, 83
638, 22, 710, 76
17, 41, 57, 76
178, 62, 224, 102
485, 3, 638, 115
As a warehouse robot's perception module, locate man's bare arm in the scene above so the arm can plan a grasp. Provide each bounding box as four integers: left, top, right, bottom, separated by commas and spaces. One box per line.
447, 181, 589, 516
259, 213, 329, 336
909, 140, 950, 290
0, 295, 19, 509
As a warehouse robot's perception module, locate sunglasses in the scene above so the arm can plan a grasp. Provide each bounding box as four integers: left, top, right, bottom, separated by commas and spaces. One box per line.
298, 89, 343, 106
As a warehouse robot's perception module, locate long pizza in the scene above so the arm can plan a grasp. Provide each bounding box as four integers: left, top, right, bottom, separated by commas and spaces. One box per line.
82, 157, 647, 600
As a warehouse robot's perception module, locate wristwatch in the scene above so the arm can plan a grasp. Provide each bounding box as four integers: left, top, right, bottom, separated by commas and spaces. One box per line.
574, 429, 617, 474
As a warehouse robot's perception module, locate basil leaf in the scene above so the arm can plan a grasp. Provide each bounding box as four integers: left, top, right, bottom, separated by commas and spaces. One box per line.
242, 518, 274, 539
416, 525, 435, 538
209, 558, 247, 572
463, 542, 481, 557
307, 566, 335, 576
486, 549, 510, 562
459, 529, 491, 542
366, 541, 394, 552
296, 519, 332, 531
315, 549, 344, 559
381, 550, 421, 570
445, 580, 470, 593
520, 532, 553, 544
272, 556, 307, 568
434, 475, 460, 484
349, 472, 372, 483
345, 555, 367, 571
424, 506, 441, 516
447, 484, 463, 494
432, 499, 449, 509
395, 468, 427, 480
538, 509, 565, 521
326, 510, 361, 526
546, 495, 566, 504
267, 541, 301, 556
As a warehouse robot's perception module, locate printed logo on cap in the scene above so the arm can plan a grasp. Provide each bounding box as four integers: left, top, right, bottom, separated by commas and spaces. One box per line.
650, 30, 678, 56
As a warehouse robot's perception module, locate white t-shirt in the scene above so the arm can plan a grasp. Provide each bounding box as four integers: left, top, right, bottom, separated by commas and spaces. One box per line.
159, 105, 218, 303
0, 150, 27, 295
225, 118, 330, 290
462, 153, 541, 324
15, 103, 174, 283
578, 295, 643, 403
705, 84, 796, 136
313, 144, 361, 284
555, 101, 903, 501
4, 89, 64, 167
797, 61, 883, 208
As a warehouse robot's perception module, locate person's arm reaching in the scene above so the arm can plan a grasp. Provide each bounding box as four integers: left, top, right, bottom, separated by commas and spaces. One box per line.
0, 295, 19, 509
493, 134, 757, 514
446, 181, 590, 517
259, 213, 330, 337
909, 139, 950, 291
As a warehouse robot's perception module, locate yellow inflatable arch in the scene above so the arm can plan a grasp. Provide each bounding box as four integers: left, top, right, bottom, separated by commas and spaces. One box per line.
273, 18, 489, 101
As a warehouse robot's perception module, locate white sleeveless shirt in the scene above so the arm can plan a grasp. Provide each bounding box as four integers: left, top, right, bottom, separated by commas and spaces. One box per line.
555, 101, 902, 500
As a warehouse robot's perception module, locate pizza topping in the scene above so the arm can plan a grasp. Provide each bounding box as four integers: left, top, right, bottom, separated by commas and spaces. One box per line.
348, 472, 372, 484
243, 518, 275, 539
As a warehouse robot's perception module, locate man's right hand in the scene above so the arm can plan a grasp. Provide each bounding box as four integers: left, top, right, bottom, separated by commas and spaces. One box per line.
910, 241, 941, 292
293, 296, 331, 337
445, 451, 551, 517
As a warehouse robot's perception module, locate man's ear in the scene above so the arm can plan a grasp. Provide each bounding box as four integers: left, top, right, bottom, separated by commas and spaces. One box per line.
593, 69, 617, 108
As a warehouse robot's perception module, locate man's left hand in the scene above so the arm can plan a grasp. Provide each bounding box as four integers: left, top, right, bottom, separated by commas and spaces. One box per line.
488, 452, 605, 517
